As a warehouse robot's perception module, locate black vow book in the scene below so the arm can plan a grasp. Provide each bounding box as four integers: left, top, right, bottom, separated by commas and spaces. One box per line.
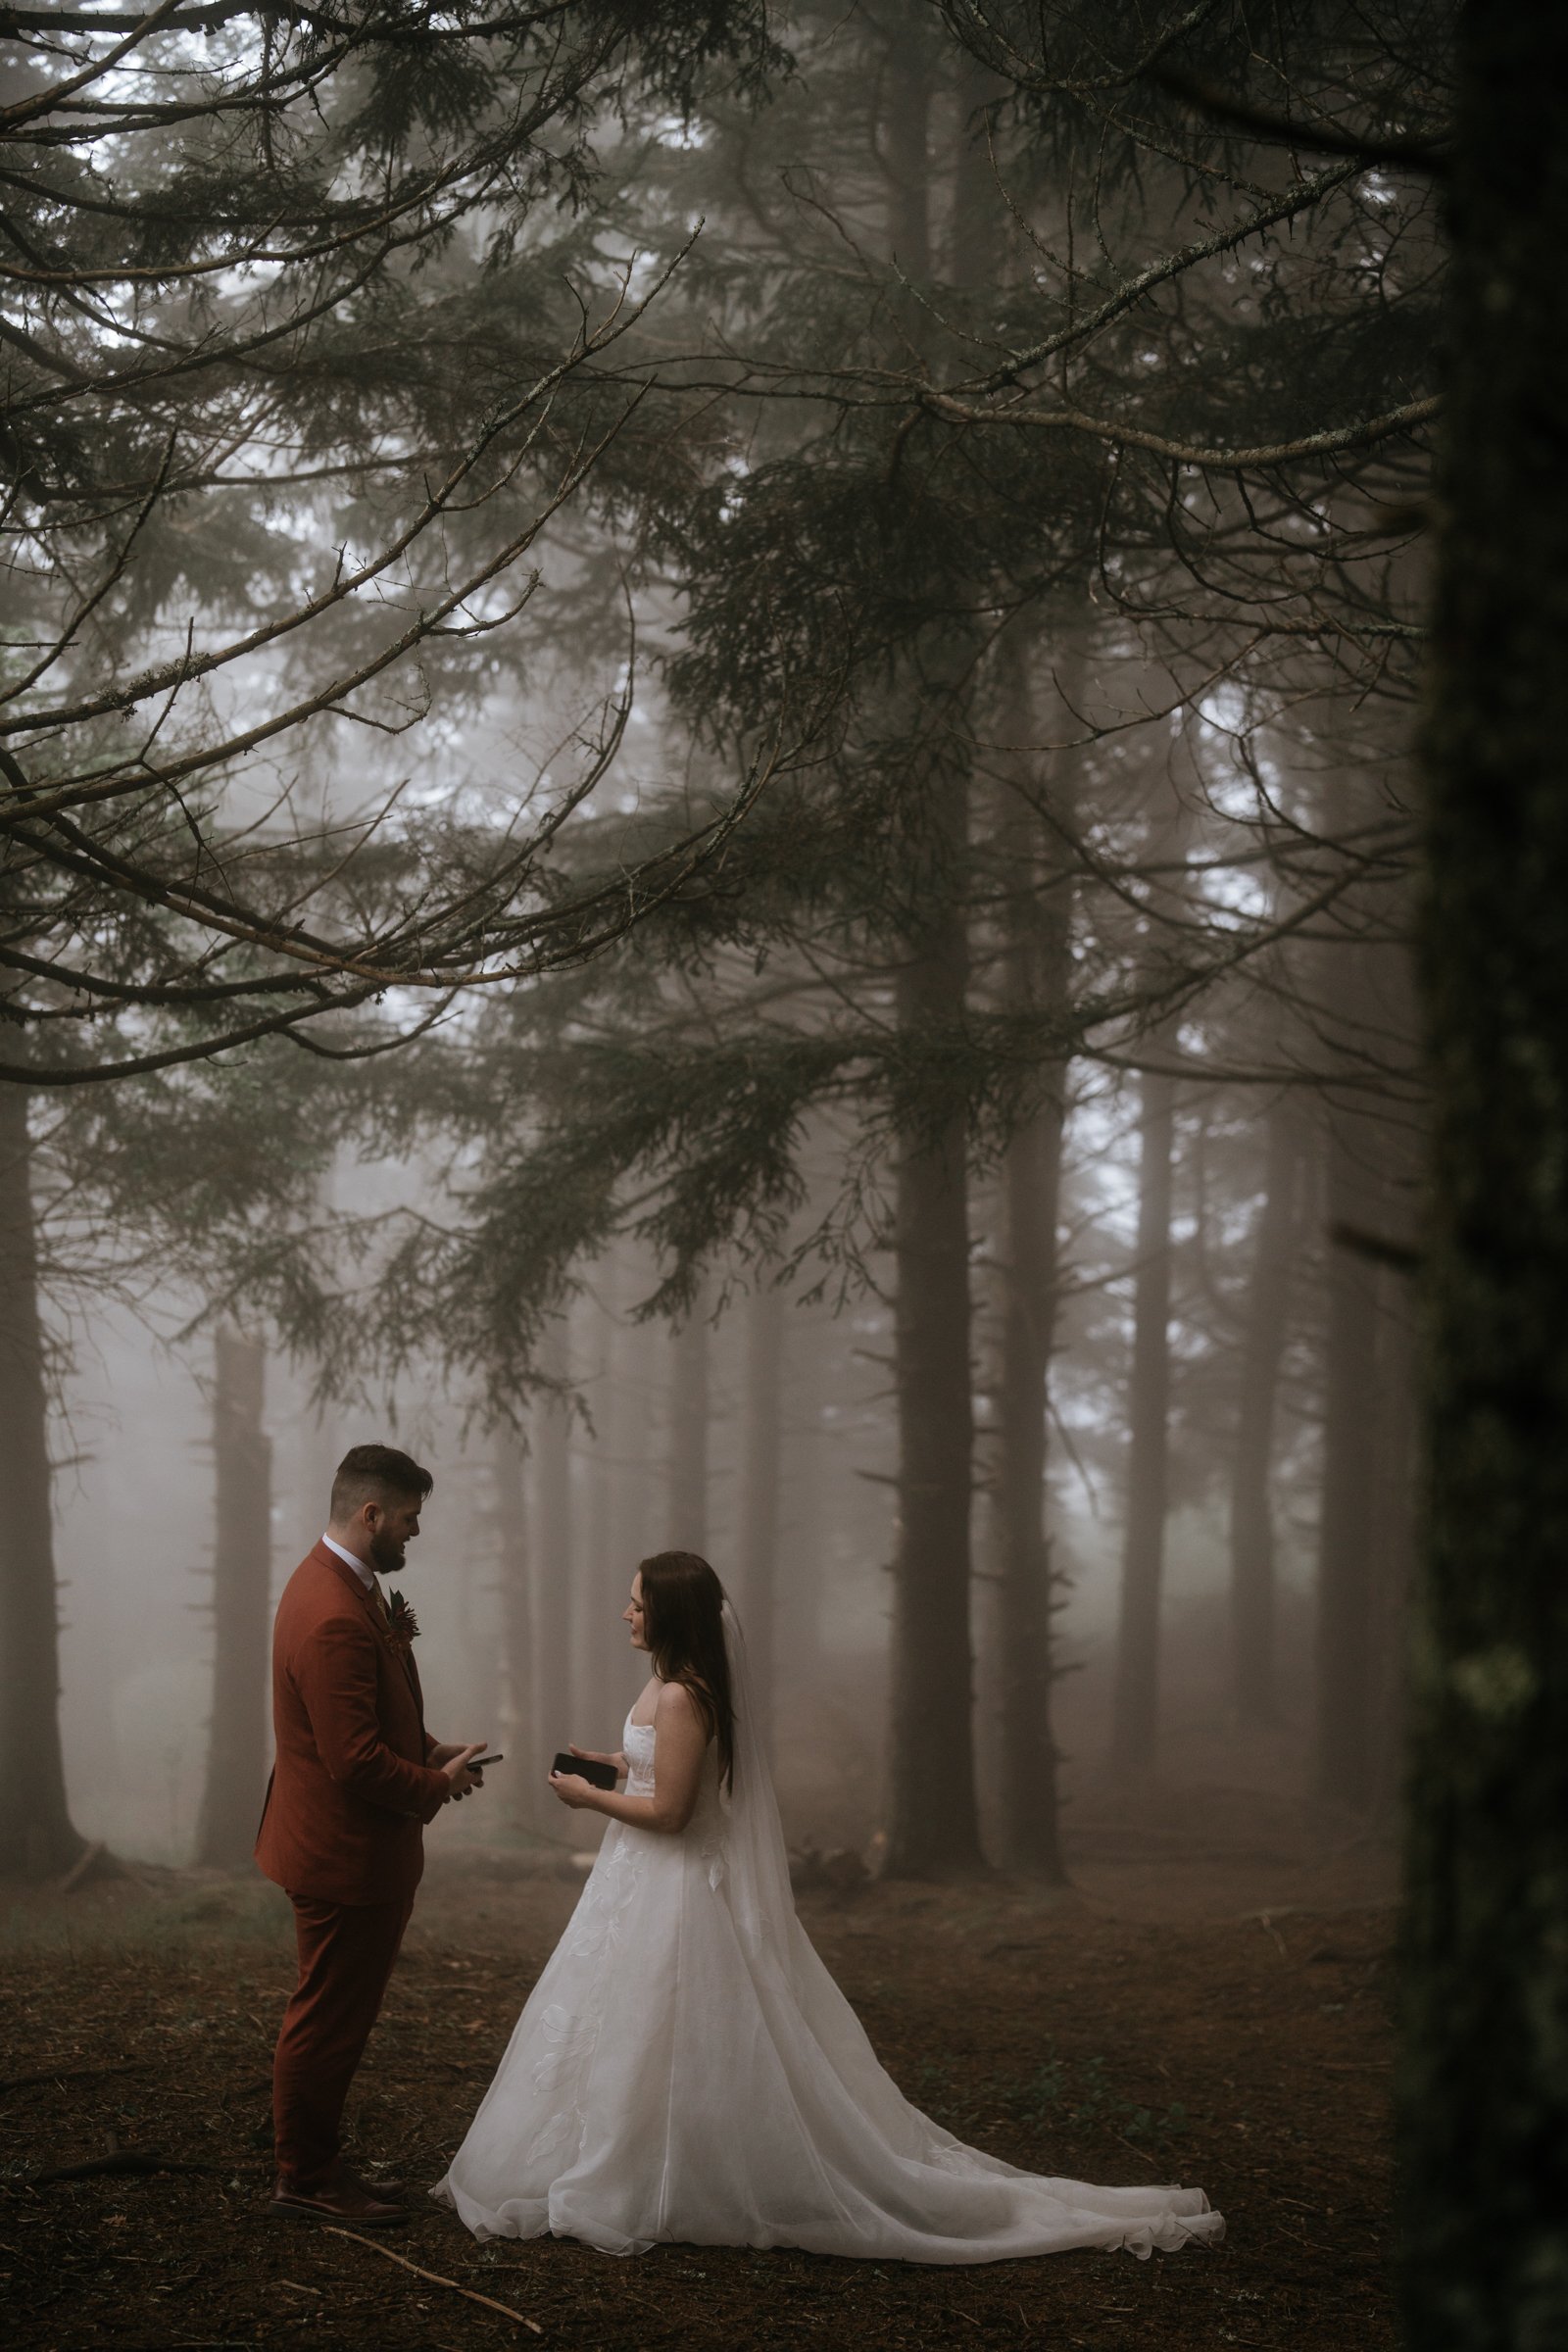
552, 1752, 618, 1789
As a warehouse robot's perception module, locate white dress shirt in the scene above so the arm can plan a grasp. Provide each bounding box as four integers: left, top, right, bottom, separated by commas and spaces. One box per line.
322, 1533, 376, 1592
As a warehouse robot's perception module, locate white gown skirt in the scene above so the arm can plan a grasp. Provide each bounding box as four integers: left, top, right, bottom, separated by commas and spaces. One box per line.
433, 1725, 1223, 2263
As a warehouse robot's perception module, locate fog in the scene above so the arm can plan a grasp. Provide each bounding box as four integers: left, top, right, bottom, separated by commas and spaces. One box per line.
8, 4, 1510, 2340
50, 1161, 1339, 1876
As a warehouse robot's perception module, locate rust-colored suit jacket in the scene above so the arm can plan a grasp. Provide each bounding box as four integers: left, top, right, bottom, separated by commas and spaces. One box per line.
255, 1543, 449, 1906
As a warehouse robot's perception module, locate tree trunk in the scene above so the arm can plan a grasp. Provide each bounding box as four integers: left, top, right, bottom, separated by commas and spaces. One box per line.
583, 1276, 634, 1730
888, 1071, 981, 1874
1366, 1277, 1416, 1820
611, 1280, 657, 1691
988, 626, 1078, 1876
194, 1331, 272, 1868
1311, 1098, 1385, 1810
667, 1292, 710, 1552
491, 1436, 536, 1834
1308, 748, 1411, 1813
1228, 1100, 1299, 1726
777, 1305, 831, 1743
1109, 763, 1199, 1782
1399, 13, 1568, 2336
534, 1318, 574, 1802
992, 1102, 1069, 1874
0, 1075, 83, 1879
879, 17, 984, 1882
738, 1282, 784, 1768
1109, 1058, 1178, 1780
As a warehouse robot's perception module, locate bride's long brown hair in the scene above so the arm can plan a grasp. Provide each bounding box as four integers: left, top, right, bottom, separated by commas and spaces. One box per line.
637, 1550, 735, 1789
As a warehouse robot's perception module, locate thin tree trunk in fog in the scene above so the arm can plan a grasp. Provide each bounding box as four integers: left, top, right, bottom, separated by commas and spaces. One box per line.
534, 1318, 574, 1797
584, 1276, 632, 1725
989, 626, 1076, 1877
0, 1073, 83, 1878
1110, 1058, 1178, 1779
1367, 1283, 1415, 1818
611, 1286, 655, 1658
194, 1331, 271, 1867
1311, 1095, 1384, 1813
881, 24, 984, 1880
491, 1437, 536, 1833
1110, 770, 1198, 1781
1400, 13, 1568, 2336
738, 1282, 784, 1767
667, 1294, 709, 1551
778, 1331, 829, 1726
1228, 1101, 1299, 1725
889, 1073, 980, 1873
994, 1102, 1068, 1873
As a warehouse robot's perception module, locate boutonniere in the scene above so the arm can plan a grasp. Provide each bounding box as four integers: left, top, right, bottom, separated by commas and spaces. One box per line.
386, 1590, 420, 1653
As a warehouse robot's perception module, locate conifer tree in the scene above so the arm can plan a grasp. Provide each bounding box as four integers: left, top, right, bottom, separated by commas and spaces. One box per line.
0, 0, 788, 1083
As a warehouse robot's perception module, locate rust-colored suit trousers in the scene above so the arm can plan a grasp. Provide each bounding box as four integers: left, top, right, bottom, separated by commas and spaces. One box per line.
272, 1888, 415, 2188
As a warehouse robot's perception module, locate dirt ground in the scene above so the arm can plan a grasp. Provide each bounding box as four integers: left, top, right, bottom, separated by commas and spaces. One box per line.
1, 1796, 1396, 2352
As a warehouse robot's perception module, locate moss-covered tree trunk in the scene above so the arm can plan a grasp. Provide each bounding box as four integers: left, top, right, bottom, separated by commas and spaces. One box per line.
1398, 8, 1568, 2340
0, 1071, 83, 1879
194, 1330, 272, 1868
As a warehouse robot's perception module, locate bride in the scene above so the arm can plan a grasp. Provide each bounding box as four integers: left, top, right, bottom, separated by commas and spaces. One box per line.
433, 1551, 1223, 2263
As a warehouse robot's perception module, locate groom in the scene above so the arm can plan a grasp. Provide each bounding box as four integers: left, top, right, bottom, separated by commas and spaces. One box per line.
255, 1444, 489, 2226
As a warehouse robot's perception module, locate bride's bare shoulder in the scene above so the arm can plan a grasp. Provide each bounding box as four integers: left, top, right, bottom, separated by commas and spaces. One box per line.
654, 1679, 707, 1732
626, 1673, 662, 1728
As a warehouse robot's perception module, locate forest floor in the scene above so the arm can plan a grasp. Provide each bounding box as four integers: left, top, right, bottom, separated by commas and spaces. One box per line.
1, 1788, 1396, 2352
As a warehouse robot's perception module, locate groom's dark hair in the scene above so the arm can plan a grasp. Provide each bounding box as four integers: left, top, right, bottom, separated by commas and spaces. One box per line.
330, 1443, 433, 1520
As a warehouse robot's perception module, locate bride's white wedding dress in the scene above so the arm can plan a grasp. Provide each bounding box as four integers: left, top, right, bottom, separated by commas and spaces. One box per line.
433, 1611, 1223, 2263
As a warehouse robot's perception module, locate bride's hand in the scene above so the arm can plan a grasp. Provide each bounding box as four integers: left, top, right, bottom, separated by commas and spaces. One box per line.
568, 1740, 627, 1778
549, 1769, 596, 1809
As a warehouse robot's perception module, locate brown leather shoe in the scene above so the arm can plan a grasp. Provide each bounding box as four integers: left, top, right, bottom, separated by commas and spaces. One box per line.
339, 2162, 408, 2201
270, 2175, 407, 2229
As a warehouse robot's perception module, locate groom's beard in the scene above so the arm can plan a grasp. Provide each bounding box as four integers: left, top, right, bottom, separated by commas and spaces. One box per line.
368, 1529, 407, 1575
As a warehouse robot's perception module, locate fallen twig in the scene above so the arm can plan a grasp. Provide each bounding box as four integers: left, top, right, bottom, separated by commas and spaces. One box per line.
322, 2225, 545, 2334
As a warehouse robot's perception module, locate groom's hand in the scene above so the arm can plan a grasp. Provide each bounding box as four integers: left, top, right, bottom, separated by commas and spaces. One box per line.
438, 1741, 489, 1800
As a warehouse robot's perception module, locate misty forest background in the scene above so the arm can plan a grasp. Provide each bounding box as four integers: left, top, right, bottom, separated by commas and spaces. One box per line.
1, 2, 1564, 2339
